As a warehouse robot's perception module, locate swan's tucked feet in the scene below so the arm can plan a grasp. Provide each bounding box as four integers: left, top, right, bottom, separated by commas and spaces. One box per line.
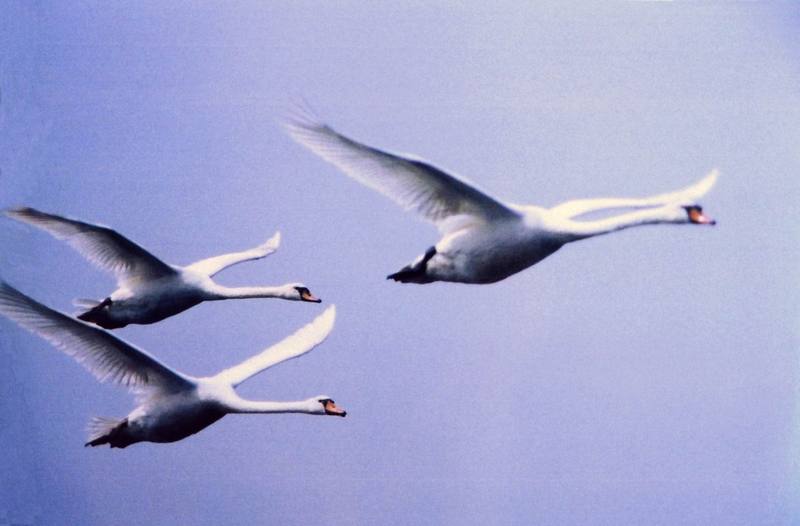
85, 417, 128, 448
387, 246, 436, 283
684, 205, 716, 225
77, 297, 115, 326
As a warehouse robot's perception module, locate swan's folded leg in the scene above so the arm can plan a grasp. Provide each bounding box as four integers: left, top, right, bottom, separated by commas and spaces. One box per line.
184, 232, 281, 277
85, 416, 127, 447
550, 170, 719, 219
387, 246, 436, 283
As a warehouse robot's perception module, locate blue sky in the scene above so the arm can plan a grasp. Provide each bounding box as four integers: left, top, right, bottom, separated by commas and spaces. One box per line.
1, 3, 799, 525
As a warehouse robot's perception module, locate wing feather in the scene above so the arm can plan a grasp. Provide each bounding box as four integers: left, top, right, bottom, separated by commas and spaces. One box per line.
6, 207, 176, 288
285, 109, 518, 233
215, 306, 336, 387
186, 231, 281, 277
0, 280, 192, 395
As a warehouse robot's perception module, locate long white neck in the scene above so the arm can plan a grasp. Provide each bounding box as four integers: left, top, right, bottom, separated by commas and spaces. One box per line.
227, 398, 318, 414
556, 206, 686, 241
206, 284, 293, 300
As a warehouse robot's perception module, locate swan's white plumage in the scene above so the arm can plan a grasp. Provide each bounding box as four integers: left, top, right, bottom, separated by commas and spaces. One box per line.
0, 280, 190, 393
186, 231, 281, 277
0, 282, 342, 447
286, 108, 518, 233
5, 208, 316, 328
214, 305, 336, 387
550, 169, 720, 218
6, 207, 176, 288
287, 110, 719, 284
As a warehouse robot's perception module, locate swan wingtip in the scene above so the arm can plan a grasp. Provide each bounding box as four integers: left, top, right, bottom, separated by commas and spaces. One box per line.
324, 304, 337, 321
4, 206, 33, 219
265, 230, 282, 249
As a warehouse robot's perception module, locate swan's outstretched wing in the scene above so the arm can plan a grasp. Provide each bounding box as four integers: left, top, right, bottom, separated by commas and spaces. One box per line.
185, 231, 281, 277
550, 170, 719, 218
214, 305, 336, 387
6, 207, 176, 288
286, 110, 519, 233
0, 280, 193, 396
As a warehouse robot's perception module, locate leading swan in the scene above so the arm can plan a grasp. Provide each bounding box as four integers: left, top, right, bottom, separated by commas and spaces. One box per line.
287, 111, 718, 284
0, 280, 345, 448
5, 207, 321, 328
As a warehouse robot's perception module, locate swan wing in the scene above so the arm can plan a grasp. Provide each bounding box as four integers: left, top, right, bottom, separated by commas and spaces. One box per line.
286, 110, 518, 233
643, 169, 719, 205
550, 170, 720, 218
6, 207, 176, 288
215, 305, 336, 387
185, 231, 281, 277
0, 280, 193, 396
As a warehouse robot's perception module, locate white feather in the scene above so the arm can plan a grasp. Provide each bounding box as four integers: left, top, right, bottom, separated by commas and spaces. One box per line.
0, 280, 192, 395
185, 231, 281, 277
285, 109, 719, 284
285, 107, 518, 234
0, 282, 344, 447
214, 305, 336, 387
5, 207, 175, 289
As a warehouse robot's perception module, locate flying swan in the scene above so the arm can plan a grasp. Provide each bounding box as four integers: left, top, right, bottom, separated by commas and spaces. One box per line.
5, 207, 321, 328
0, 280, 345, 448
287, 110, 718, 284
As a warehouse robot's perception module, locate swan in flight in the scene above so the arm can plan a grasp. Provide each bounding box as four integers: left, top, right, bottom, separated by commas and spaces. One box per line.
5, 207, 321, 328
0, 280, 345, 448
287, 111, 718, 284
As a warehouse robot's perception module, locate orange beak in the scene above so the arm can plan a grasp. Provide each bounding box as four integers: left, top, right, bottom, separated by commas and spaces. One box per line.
688, 206, 716, 225
301, 290, 321, 303
324, 400, 347, 417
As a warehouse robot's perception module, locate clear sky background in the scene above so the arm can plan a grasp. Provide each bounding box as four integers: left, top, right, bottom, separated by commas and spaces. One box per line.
1, 2, 798, 525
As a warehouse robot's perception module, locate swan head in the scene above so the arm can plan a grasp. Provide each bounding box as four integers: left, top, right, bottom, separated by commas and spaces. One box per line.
282, 284, 321, 303
310, 396, 347, 417
683, 205, 716, 226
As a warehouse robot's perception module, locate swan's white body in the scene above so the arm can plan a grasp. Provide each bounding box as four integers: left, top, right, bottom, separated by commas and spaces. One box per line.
287, 111, 718, 284
6, 208, 320, 328
0, 280, 344, 448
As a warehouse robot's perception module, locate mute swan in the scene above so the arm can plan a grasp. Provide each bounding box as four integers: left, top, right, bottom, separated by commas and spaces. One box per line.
5, 207, 321, 328
287, 111, 718, 284
0, 280, 345, 448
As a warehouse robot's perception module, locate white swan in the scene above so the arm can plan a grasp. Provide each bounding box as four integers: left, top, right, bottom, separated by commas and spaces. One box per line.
287, 112, 718, 284
0, 280, 345, 448
5, 207, 321, 328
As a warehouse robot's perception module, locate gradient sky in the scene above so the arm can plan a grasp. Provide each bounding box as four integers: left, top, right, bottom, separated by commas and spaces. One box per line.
1, 3, 799, 525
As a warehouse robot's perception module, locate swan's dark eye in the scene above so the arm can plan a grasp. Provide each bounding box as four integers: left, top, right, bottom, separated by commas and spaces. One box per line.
294, 286, 309, 294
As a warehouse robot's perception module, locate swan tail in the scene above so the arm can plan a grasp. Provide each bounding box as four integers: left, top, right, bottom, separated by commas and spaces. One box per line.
85, 416, 128, 447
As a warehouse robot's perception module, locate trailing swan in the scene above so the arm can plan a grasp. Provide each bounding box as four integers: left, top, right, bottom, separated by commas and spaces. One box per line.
0, 280, 344, 448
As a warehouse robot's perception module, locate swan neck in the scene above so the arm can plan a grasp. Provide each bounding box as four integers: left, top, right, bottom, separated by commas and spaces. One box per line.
208, 285, 287, 300
229, 399, 315, 414
559, 207, 683, 240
